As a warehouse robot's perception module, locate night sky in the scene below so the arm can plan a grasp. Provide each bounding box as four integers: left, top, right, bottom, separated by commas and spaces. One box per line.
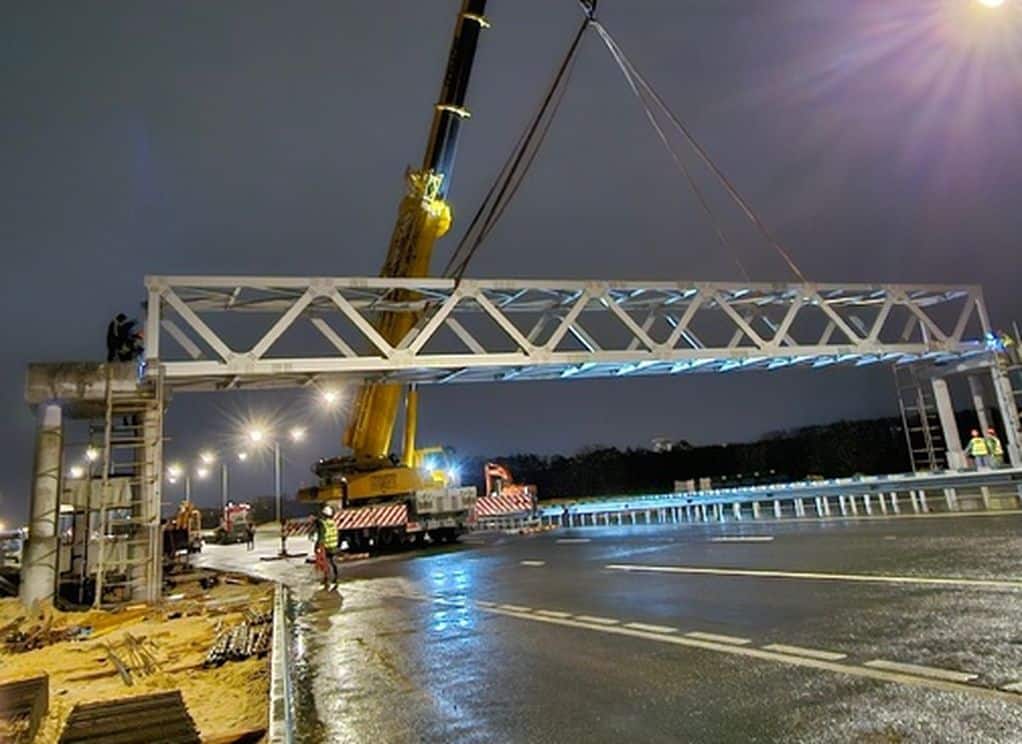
3, 1, 1021, 524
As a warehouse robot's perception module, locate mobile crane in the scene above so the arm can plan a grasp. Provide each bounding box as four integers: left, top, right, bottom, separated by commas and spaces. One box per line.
297, 1, 489, 548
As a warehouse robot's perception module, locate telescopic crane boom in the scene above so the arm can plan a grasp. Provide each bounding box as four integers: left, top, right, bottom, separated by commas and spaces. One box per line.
305, 1, 489, 506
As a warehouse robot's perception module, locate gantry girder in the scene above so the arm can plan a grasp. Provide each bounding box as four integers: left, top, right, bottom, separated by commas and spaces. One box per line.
143, 276, 992, 391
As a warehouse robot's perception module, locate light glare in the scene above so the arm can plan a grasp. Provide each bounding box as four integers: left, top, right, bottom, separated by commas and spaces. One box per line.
69, 465, 85, 479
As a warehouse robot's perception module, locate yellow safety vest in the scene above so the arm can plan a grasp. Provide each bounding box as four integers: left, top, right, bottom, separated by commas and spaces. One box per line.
319, 518, 339, 550
986, 436, 1003, 457
967, 437, 989, 456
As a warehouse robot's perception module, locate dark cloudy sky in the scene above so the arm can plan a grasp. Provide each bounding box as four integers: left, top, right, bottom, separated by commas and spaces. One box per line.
4, 1, 1021, 523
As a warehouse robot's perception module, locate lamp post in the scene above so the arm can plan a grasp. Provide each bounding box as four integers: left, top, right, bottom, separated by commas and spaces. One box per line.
247, 426, 307, 559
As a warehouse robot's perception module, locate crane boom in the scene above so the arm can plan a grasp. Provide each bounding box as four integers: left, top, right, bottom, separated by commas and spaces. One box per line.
304, 1, 488, 506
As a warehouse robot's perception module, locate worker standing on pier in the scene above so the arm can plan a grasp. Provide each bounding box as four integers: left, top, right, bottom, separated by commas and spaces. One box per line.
965, 429, 991, 469
984, 428, 1004, 468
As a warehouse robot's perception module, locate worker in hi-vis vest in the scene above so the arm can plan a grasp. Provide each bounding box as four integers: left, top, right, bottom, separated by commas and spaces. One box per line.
984, 427, 1005, 468
314, 505, 340, 591
965, 429, 991, 469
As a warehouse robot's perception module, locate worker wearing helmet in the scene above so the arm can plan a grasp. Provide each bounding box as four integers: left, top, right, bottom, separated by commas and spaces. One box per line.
314, 505, 340, 590
984, 427, 1005, 468
965, 429, 991, 469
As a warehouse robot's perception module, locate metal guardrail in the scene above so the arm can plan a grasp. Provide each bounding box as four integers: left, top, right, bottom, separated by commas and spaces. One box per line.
527, 469, 1022, 529
268, 582, 295, 744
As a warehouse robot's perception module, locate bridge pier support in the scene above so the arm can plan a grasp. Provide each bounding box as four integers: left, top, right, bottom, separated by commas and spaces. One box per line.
20, 404, 62, 608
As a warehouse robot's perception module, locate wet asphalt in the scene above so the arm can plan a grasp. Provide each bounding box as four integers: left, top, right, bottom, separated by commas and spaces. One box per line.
200, 513, 1022, 743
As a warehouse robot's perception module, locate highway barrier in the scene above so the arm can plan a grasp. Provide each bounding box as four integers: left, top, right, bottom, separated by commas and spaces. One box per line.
268, 582, 295, 744
525, 469, 1022, 530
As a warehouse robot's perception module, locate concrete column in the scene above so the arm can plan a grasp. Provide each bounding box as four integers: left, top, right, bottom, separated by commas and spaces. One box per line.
931, 378, 965, 470
21, 404, 63, 608
990, 365, 1022, 467
968, 375, 991, 433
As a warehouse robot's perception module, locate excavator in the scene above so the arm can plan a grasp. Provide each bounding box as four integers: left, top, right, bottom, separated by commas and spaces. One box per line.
296, 1, 490, 548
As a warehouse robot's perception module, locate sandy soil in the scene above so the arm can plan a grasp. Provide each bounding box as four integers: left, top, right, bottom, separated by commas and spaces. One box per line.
0, 579, 272, 742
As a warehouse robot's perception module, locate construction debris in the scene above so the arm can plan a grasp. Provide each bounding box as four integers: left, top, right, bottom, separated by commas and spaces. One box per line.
58, 690, 200, 744
0, 674, 48, 744
204, 608, 272, 668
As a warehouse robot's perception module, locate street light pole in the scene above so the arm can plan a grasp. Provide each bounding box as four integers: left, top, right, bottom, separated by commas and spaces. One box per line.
220, 462, 228, 513
274, 440, 286, 555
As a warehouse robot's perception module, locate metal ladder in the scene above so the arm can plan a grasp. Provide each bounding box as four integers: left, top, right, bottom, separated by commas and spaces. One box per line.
894, 364, 945, 472
93, 366, 164, 607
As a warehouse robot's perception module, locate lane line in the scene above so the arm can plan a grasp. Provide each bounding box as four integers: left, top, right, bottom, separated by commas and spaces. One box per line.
574, 614, 620, 625
685, 631, 750, 646
863, 659, 978, 683
625, 622, 678, 634
536, 610, 573, 619
369, 589, 1019, 704
762, 643, 847, 661
458, 603, 1021, 703
556, 538, 592, 544
709, 536, 774, 543
520, 560, 546, 567
475, 600, 497, 608
606, 564, 1022, 590
499, 604, 532, 613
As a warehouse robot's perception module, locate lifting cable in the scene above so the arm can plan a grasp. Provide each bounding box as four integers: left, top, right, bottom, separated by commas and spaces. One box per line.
443, 13, 590, 281
590, 20, 809, 284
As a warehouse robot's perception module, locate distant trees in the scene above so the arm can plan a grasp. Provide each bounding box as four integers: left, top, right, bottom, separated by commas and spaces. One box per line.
463, 416, 912, 502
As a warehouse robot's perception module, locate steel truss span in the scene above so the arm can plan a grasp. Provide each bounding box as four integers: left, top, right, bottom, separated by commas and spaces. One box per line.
144, 276, 991, 391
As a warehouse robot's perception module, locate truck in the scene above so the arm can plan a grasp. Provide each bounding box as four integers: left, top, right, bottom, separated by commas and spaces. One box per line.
213, 502, 253, 545
475, 462, 538, 522
295, 1, 490, 550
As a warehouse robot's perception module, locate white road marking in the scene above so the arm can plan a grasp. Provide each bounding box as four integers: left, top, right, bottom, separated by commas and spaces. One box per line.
763, 643, 847, 661
520, 560, 546, 567
1001, 681, 1022, 693
685, 631, 750, 646
625, 622, 678, 634
499, 604, 532, 613
536, 609, 573, 619
475, 600, 497, 608
460, 602, 1020, 703
556, 538, 591, 544
574, 614, 620, 625
709, 536, 774, 543
606, 564, 1022, 590
864, 659, 978, 683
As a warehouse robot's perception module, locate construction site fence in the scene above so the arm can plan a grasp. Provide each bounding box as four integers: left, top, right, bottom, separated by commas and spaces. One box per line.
528, 468, 1022, 529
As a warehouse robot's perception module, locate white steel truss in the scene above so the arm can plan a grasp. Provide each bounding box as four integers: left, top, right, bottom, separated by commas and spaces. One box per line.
143, 276, 992, 391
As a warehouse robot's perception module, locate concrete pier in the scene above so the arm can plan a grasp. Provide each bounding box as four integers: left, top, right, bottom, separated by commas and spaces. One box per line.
20, 403, 62, 607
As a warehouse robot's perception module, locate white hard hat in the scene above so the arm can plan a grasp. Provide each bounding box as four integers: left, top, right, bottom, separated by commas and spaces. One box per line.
321, 504, 334, 517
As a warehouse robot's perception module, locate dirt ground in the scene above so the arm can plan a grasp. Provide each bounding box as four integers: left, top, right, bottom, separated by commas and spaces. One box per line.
0, 577, 272, 742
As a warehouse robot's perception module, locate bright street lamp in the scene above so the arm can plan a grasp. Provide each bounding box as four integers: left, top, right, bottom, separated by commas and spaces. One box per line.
289, 427, 306, 443
978, 0, 1005, 8
237, 451, 249, 462
247, 428, 266, 444
69, 465, 85, 479
85, 447, 99, 463
199, 450, 216, 465
322, 389, 340, 409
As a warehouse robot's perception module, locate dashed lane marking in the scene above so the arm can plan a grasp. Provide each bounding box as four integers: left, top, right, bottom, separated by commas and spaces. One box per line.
556, 538, 592, 544
498, 604, 532, 613
536, 609, 573, 619
864, 659, 978, 683
606, 564, 1022, 590
624, 622, 678, 634
520, 560, 546, 567
763, 644, 847, 661
367, 588, 1014, 704
685, 631, 750, 646
574, 614, 619, 625
709, 536, 774, 543
456, 602, 1018, 703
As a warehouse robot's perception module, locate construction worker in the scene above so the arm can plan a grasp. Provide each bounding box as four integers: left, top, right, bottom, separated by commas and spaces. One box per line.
314, 505, 340, 590
985, 427, 1005, 468
965, 429, 991, 469
106, 313, 128, 361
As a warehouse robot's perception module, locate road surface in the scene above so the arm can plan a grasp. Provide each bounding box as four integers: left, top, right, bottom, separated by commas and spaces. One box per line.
200, 513, 1022, 743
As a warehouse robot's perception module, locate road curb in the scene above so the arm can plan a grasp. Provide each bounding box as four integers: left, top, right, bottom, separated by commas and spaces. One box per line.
269, 582, 295, 744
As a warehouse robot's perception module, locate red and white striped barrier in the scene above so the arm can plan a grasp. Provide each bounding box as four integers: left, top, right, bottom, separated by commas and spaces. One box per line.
283, 502, 411, 537
474, 493, 535, 518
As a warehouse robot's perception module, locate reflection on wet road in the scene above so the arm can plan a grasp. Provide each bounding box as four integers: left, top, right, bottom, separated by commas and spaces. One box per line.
202, 514, 1022, 743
